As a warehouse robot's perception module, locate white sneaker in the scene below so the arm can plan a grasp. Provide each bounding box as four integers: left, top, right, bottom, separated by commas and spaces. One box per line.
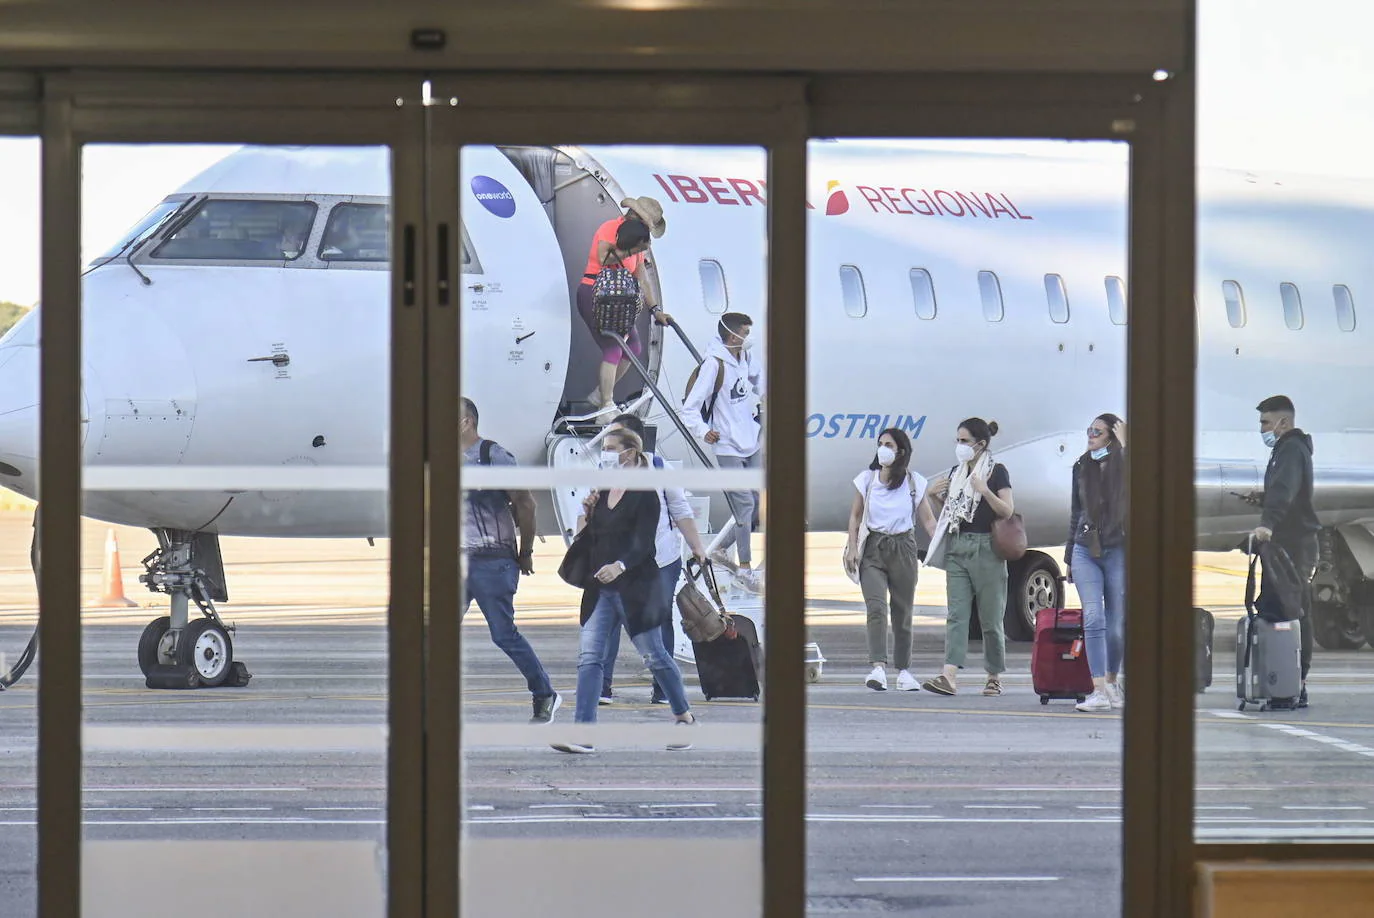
1105, 682, 1125, 709
865, 665, 888, 691
667, 715, 696, 751
735, 569, 763, 593
1075, 690, 1112, 713
895, 670, 919, 692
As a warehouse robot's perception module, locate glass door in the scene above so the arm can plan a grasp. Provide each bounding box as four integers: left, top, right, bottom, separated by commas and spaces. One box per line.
34, 72, 428, 918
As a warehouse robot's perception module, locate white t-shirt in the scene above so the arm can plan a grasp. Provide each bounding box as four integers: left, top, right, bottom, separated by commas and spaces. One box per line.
853, 469, 928, 534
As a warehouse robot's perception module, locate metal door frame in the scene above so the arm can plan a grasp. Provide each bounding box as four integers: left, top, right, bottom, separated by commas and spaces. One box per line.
35, 70, 431, 918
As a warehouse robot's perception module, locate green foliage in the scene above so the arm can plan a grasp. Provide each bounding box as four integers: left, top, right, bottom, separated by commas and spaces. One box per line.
0, 302, 30, 338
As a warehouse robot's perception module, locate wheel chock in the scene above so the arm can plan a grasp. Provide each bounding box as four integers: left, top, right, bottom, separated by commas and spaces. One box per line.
219, 662, 252, 688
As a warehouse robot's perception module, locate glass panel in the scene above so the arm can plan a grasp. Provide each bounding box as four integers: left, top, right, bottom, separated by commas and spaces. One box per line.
79, 144, 392, 913
839, 264, 867, 317
1222, 279, 1246, 328
458, 144, 766, 916
699, 258, 729, 314
978, 269, 1005, 322
909, 267, 937, 320
1105, 275, 1127, 326
807, 138, 1129, 916
1334, 284, 1356, 332
0, 133, 40, 917
1280, 282, 1304, 330
1198, 0, 1374, 845
1045, 273, 1070, 324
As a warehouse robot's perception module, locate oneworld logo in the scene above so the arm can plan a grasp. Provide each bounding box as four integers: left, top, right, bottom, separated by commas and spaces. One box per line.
471, 175, 516, 218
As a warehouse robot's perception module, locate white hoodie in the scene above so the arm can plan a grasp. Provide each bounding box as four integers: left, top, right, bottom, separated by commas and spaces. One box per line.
680, 337, 764, 459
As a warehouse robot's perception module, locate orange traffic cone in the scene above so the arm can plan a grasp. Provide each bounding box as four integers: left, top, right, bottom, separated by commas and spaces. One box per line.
94, 529, 139, 608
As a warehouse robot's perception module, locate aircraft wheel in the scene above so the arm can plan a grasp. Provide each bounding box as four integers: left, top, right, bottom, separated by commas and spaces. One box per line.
1311, 601, 1363, 650
136, 616, 173, 677
1005, 552, 1060, 643
177, 618, 234, 688
805, 663, 821, 684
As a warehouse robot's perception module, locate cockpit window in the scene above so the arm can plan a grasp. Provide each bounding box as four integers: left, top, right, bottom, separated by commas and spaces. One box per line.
319, 203, 389, 262
94, 199, 183, 264
151, 199, 317, 261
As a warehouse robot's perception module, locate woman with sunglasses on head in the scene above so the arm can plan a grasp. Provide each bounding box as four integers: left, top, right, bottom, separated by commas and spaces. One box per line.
1066, 414, 1128, 713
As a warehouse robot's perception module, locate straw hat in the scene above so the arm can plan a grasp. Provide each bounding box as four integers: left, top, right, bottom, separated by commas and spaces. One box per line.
620, 195, 666, 238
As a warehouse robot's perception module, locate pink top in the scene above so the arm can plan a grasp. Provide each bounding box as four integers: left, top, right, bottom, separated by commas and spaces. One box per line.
581, 217, 643, 284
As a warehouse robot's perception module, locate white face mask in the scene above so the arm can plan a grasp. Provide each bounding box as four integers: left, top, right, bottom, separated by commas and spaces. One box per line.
738, 334, 755, 352
599, 450, 621, 468
876, 445, 897, 467
955, 443, 976, 463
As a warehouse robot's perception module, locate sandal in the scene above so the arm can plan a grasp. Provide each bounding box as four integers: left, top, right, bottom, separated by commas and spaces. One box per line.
921, 674, 957, 696
983, 677, 1003, 696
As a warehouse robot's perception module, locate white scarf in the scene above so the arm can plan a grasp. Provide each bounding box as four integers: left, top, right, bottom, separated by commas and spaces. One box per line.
944, 450, 994, 533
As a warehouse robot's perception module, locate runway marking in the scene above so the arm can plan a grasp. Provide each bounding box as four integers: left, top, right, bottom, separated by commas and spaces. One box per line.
191, 807, 272, 812
1282, 805, 1366, 811
1076, 805, 1121, 810
806, 702, 1118, 722
1196, 806, 1252, 811
529, 804, 604, 809
1260, 722, 1374, 759
861, 805, 933, 809
641, 803, 717, 809
964, 805, 1041, 810
304, 807, 382, 812
854, 876, 1059, 884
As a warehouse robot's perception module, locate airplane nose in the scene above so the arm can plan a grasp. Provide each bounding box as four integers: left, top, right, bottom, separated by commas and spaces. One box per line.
0, 345, 39, 496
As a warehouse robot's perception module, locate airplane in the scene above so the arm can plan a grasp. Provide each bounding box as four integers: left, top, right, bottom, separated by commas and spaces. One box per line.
0, 140, 1369, 689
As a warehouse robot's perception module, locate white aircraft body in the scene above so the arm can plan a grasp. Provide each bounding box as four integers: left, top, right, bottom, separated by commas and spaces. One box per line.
0, 141, 1371, 687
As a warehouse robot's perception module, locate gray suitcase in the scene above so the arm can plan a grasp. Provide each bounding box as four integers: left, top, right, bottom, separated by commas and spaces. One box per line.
1236, 545, 1302, 711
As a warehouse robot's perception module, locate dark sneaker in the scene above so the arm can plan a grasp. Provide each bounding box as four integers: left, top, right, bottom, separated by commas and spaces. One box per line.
650, 691, 669, 705
551, 741, 595, 754
1298, 685, 1308, 709
530, 692, 562, 725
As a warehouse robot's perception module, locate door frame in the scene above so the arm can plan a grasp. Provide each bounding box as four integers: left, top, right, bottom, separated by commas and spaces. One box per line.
36, 70, 430, 918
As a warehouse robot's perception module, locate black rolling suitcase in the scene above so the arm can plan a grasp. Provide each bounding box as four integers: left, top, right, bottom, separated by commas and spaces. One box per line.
694, 613, 762, 702
678, 560, 762, 702
1195, 607, 1215, 692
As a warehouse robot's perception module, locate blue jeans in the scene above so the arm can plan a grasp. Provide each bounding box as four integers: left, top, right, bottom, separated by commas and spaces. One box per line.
602, 559, 682, 699
463, 554, 554, 699
577, 589, 691, 722
1071, 543, 1126, 678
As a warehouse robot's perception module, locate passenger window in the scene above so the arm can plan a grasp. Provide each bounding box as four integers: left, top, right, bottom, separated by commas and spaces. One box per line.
460, 222, 483, 275
978, 270, 1004, 322
1044, 273, 1070, 324
839, 264, 867, 318
319, 203, 389, 262
1280, 282, 1304, 330
1222, 279, 1246, 328
699, 259, 729, 314
1334, 284, 1357, 332
152, 199, 318, 261
1105, 275, 1128, 326
909, 268, 937, 320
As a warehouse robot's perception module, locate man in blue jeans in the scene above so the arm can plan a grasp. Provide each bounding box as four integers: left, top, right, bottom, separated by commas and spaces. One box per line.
460, 397, 561, 724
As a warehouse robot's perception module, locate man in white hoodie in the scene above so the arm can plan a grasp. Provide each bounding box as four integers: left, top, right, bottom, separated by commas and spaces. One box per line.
680, 312, 765, 590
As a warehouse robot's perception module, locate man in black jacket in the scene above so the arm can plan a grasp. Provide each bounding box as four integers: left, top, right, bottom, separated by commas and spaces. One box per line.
1251, 394, 1320, 707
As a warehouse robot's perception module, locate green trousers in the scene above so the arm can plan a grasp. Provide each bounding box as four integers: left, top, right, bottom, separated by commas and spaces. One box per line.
859, 530, 919, 670
943, 531, 1007, 675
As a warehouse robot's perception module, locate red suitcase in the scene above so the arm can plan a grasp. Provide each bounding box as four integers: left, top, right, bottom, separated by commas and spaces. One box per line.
1031, 607, 1094, 704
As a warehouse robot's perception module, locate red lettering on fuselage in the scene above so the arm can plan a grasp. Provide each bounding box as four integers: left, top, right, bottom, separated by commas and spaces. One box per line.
727, 178, 766, 207
667, 174, 709, 204
857, 186, 893, 213
700, 176, 739, 205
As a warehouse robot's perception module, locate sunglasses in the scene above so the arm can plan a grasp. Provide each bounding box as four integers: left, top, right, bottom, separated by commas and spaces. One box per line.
1087, 427, 1107, 438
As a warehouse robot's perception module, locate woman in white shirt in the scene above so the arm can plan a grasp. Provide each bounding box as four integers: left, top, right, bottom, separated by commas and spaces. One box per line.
845, 428, 936, 691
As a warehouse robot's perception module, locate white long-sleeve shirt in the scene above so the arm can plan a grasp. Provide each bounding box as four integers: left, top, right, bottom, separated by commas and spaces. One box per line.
651, 453, 694, 567
679, 338, 764, 459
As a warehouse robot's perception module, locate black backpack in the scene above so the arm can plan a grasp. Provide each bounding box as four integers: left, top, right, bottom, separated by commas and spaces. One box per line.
1251, 542, 1307, 623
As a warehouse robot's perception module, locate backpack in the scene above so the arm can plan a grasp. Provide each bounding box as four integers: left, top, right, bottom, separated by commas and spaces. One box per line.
685, 357, 726, 423
591, 258, 642, 338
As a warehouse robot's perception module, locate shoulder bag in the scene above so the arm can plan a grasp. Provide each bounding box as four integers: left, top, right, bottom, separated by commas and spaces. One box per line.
843, 471, 876, 584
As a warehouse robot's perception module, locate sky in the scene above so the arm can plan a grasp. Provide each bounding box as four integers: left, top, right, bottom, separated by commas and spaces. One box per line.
2, 0, 1373, 306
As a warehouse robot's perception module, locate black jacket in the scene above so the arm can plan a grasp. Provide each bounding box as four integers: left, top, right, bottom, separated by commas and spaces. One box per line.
1261, 428, 1320, 546
577, 489, 665, 636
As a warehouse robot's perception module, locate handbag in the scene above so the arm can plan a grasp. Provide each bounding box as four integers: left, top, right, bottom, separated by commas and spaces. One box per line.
591, 256, 642, 338
677, 558, 732, 643
991, 512, 1028, 562
557, 529, 594, 588
843, 473, 876, 584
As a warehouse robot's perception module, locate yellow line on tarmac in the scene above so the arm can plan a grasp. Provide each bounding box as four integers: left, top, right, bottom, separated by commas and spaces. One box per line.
806, 701, 1116, 721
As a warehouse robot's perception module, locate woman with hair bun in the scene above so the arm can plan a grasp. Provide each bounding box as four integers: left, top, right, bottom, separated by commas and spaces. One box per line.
921, 418, 1015, 697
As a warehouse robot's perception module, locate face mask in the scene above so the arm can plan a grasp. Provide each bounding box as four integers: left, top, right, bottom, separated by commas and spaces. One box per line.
599, 450, 621, 468
1091, 446, 1110, 461
739, 335, 755, 351
876, 445, 897, 467
1261, 430, 1278, 448
955, 443, 975, 463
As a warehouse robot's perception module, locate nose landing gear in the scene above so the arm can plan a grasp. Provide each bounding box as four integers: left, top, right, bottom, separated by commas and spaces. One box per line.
136, 530, 251, 689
